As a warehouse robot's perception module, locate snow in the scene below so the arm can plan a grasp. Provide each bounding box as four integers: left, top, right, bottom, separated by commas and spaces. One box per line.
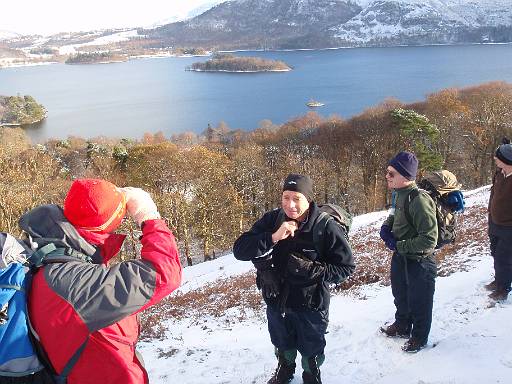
140, 186, 510, 383
57, 30, 142, 55
0, 30, 20, 41
0, 58, 56, 68
333, 0, 512, 43
82, 30, 142, 46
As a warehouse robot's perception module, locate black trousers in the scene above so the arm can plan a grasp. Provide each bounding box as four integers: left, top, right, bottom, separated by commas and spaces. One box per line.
489, 222, 512, 291
390, 252, 436, 344
266, 305, 328, 358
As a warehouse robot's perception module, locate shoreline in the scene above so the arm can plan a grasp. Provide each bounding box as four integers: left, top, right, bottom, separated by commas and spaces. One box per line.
1, 41, 511, 69
65, 59, 128, 65
0, 51, 211, 69
220, 41, 512, 54
0, 110, 47, 127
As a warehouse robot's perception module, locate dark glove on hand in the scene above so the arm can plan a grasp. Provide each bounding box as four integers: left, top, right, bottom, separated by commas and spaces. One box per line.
259, 269, 281, 299
380, 224, 397, 251
287, 252, 313, 277
287, 252, 328, 281
385, 237, 397, 251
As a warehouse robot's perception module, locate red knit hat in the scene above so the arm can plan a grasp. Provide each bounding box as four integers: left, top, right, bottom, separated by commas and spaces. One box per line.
64, 179, 126, 234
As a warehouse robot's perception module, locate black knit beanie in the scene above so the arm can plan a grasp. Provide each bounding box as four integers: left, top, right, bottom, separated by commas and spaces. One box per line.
496, 138, 512, 166
282, 174, 314, 202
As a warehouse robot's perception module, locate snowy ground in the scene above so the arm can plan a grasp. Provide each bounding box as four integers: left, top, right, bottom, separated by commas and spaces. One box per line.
140, 186, 511, 384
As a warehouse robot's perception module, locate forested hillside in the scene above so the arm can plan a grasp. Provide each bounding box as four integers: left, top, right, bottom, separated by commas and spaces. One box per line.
0, 81, 510, 264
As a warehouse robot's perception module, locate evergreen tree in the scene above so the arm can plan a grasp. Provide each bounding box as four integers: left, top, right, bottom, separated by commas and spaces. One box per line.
391, 108, 443, 171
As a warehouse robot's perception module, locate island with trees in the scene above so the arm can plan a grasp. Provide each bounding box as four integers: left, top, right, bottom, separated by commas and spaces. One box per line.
0, 95, 47, 126
65, 52, 128, 65
188, 53, 291, 72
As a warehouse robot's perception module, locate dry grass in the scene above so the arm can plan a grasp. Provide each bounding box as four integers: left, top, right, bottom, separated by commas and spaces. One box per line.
140, 205, 489, 340
140, 273, 262, 340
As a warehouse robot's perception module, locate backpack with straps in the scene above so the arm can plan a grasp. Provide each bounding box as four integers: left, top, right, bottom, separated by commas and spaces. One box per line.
404, 170, 465, 249
0, 232, 53, 383
275, 203, 352, 257
0, 233, 93, 384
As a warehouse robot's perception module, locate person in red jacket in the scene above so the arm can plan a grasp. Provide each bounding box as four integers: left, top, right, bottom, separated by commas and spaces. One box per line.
20, 179, 182, 384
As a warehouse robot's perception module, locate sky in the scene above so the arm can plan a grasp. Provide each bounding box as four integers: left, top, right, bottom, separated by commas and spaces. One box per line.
1, 0, 226, 36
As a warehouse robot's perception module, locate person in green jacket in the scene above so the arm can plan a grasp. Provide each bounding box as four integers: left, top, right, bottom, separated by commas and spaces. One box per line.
378, 151, 438, 353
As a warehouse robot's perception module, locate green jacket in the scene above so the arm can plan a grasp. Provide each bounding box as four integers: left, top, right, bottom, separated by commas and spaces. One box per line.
383, 183, 438, 259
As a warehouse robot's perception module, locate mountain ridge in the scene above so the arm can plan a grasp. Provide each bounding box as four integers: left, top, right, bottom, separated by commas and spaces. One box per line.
148, 0, 512, 49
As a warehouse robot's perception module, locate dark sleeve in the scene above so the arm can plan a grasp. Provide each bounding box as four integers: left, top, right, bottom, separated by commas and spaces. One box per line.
315, 220, 355, 284
232, 210, 278, 262
488, 170, 498, 222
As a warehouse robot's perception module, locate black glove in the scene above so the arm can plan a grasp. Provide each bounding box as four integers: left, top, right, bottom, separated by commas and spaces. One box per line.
287, 252, 313, 277
287, 252, 328, 282
259, 269, 281, 299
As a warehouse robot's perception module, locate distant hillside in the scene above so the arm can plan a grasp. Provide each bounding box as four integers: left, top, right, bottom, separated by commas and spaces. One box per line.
148, 0, 512, 50
3, 0, 512, 66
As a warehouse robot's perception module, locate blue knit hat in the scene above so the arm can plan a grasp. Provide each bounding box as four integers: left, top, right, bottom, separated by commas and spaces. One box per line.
389, 151, 418, 181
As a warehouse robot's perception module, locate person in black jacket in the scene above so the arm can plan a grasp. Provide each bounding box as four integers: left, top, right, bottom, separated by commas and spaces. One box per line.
233, 174, 354, 384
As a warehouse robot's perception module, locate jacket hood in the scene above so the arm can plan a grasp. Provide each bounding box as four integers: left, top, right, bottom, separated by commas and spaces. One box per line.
19, 204, 97, 259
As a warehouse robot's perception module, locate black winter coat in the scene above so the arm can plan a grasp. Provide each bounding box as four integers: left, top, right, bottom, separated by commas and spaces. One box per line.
233, 203, 355, 311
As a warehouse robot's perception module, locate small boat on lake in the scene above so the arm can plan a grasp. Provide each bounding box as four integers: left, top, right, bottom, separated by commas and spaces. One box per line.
306, 100, 324, 108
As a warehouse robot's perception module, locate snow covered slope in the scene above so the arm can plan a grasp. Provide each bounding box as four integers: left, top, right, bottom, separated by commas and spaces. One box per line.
0, 30, 20, 41
140, 186, 511, 384
333, 0, 512, 44
151, 0, 512, 48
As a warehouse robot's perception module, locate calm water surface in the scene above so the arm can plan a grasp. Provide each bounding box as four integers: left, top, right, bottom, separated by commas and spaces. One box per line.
1, 44, 512, 142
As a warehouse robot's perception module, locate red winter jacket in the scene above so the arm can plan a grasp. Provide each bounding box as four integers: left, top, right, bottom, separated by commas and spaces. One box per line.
20, 205, 182, 384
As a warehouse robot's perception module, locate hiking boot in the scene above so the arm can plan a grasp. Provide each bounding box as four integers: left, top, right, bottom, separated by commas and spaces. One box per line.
267, 360, 295, 384
402, 338, 427, 353
484, 280, 497, 291
302, 370, 322, 384
380, 322, 411, 338
488, 288, 510, 302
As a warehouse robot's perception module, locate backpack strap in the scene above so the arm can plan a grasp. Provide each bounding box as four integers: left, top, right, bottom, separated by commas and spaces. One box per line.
312, 211, 332, 258
403, 189, 440, 255
54, 336, 90, 384
403, 189, 421, 227
29, 244, 92, 268
26, 256, 91, 384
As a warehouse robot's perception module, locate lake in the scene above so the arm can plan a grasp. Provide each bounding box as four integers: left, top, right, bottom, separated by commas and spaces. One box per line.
1, 44, 512, 142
